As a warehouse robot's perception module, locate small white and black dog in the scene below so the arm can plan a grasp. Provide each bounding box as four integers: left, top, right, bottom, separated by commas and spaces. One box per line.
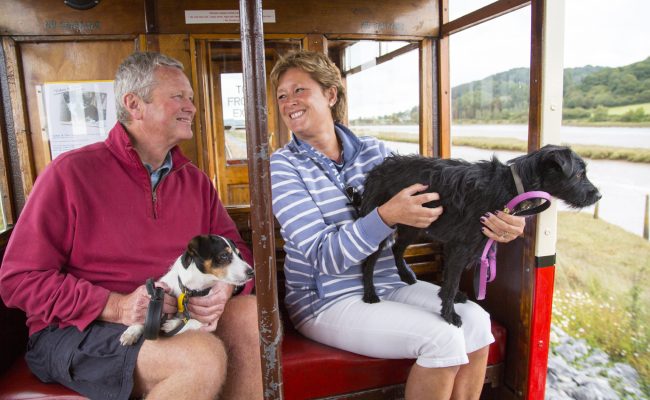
358, 145, 601, 327
120, 234, 254, 345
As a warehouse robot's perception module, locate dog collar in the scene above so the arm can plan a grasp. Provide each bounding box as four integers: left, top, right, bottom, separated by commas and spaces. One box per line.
475, 189, 552, 300
177, 276, 211, 297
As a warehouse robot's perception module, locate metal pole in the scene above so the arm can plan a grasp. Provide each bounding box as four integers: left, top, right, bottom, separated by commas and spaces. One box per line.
593, 201, 599, 219
239, 1, 283, 398
640, 194, 650, 240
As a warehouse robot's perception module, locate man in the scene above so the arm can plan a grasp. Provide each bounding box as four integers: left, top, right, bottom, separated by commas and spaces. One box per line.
0, 52, 262, 400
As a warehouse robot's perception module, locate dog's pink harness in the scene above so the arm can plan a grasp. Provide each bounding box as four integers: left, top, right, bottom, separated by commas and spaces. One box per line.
475, 166, 552, 300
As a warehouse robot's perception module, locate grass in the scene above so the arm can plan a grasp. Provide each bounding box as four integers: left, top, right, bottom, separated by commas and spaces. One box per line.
553, 211, 650, 395
608, 102, 650, 116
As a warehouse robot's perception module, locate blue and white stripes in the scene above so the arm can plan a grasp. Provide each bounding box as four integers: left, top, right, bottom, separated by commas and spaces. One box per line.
270, 124, 413, 328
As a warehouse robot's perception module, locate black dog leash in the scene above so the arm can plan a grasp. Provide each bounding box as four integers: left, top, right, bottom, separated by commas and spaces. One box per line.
143, 277, 212, 339
144, 278, 165, 340
474, 165, 553, 300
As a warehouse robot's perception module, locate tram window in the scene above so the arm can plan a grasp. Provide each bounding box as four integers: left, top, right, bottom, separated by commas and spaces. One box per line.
448, 0, 496, 21
221, 72, 247, 161
210, 40, 299, 166
449, 6, 530, 160
342, 40, 420, 155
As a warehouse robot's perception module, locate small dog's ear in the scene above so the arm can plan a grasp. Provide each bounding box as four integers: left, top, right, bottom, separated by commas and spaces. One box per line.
224, 237, 243, 258
182, 236, 200, 268
542, 147, 575, 177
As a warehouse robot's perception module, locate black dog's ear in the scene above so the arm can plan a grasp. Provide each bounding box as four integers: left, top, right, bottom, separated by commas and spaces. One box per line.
542, 146, 575, 177
181, 236, 201, 268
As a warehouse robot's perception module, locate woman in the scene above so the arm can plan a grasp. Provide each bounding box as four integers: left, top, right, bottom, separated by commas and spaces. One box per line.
269, 50, 524, 400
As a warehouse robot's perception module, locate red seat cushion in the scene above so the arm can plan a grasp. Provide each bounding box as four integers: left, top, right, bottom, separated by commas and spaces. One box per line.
0, 321, 506, 400
282, 319, 506, 399
0, 358, 85, 400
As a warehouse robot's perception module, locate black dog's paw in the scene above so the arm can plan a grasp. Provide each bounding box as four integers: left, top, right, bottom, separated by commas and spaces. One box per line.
399, 272, 417, 285
441, 306, 463, 327
450, 313, 462, 327
363, 292, 380, 304
454, 291, 468, 303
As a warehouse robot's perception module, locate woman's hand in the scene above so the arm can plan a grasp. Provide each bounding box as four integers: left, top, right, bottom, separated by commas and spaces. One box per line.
186, 281, 234, 332
481, 211, 526, 243
377, 183, 443, 228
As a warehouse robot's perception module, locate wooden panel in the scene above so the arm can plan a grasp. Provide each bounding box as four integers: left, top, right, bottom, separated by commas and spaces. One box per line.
419, 38, 434, 157
17, 39, 136, 176
2, 38, 36, 202
227, 183, 250, 205
0, 79, 15, 226
0, 0, 144, 35
153, 0, 438, 36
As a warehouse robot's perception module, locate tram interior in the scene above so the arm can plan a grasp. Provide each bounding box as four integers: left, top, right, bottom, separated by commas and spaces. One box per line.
0, 1, 559, 399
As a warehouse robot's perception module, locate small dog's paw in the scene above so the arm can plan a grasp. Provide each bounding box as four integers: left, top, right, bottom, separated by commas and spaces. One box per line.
363, 293, 381, 304
450, 313, 463, 327
185, 319, 203, 330
454, 291, 468, 303
120, 325, 143, 346
161, 318, 182, 333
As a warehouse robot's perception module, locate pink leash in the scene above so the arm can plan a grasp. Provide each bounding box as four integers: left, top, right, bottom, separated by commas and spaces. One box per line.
475, 190, 552, 300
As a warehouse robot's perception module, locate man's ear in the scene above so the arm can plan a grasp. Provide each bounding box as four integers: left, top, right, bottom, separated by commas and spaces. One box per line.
123, 93, 144, 121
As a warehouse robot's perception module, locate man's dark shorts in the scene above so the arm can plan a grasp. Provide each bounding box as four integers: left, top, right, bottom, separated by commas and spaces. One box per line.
26, 321, 144, 400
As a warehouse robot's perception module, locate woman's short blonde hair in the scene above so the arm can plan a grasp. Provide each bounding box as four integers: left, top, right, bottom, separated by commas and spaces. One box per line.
270, 50, 347, 123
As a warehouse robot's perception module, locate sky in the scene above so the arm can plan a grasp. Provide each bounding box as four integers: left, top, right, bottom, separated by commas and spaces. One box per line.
347, 0, 650, 119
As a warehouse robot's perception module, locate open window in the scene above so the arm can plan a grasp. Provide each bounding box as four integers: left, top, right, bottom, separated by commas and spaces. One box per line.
334, 39, 421, 155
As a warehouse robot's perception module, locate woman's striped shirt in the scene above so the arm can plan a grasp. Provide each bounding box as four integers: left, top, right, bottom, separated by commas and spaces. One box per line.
270, 123, 415, 329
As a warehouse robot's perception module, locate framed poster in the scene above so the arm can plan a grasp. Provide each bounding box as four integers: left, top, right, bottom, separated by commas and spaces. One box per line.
41, 80, 116, 159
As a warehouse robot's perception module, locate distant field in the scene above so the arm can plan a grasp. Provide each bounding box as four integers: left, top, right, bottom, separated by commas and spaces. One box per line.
608, 102, 650, 115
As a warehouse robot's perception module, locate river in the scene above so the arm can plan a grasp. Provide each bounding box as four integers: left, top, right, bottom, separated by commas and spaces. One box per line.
365, 124, 650, 237
352, 124, 650, 149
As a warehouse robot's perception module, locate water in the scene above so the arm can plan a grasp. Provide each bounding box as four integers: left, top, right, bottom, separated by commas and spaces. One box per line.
372, 124, 650, 237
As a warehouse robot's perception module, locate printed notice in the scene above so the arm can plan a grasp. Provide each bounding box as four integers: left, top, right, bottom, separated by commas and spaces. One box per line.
185, 9, 276, 24
42, 81, 116, 159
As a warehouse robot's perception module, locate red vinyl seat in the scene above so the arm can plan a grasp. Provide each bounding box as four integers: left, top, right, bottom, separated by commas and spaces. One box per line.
0, 321, 506, 400
281, 319, 507, 400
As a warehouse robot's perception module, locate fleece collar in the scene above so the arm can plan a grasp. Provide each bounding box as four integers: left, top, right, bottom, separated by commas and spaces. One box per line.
288, 122, 363, 166
104, 122, 190, 173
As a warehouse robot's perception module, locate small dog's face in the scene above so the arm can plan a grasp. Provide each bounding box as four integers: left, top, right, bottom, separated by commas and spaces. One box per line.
534, 145, 601, 208
180, 234, 254, 286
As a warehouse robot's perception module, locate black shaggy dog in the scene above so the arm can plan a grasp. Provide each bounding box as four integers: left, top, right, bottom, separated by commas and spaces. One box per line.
359, 144, 601, 327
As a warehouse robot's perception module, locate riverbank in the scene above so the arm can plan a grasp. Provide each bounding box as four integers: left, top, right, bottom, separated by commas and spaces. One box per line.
351, 125, 650, 163
554, 211, 650, 396
453, 137, 650, 163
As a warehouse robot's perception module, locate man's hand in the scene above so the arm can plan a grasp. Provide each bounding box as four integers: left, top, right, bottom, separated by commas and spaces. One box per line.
100, 282, 176, 325
186, 281, 234, 332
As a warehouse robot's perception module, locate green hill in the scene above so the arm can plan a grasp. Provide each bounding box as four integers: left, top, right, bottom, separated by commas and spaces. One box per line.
349, 57, 650, 125
450, 57, 650, 124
